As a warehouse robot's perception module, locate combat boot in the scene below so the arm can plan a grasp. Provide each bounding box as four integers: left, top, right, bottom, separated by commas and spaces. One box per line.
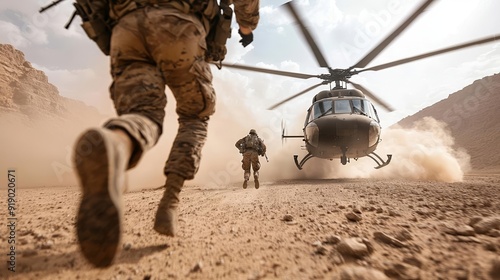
74, 128, 131, 268
154, 173, 185, 236
254, 171, 260, 189
243, 171, 250, 189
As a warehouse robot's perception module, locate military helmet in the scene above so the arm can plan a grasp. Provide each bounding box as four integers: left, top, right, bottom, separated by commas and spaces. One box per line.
249, 129, 257, 135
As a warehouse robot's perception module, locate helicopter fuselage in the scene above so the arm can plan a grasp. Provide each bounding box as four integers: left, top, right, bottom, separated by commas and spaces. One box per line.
287, 88, 390, 168
304, 113, 380, 160
286, 89, 392, 169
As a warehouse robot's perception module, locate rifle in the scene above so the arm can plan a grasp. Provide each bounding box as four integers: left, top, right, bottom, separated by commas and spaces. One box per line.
264, 153, 269, 162
39, 0, 80, 29
40, 0, 112, 55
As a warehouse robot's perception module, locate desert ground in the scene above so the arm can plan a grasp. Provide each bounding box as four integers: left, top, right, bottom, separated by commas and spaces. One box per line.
1, 171, 500, 280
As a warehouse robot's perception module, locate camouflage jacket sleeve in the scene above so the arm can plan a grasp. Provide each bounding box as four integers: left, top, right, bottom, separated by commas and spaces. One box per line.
235, 138, 245, 149
231, 0, 260, 30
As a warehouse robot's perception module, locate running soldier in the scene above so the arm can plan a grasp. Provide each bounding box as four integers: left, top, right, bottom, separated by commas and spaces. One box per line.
71, 0, 260, 267
235, 129, 266, 189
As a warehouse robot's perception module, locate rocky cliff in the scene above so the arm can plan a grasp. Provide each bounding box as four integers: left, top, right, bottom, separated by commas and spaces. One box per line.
397, 73, 500, 170
0, 44, 101, 123
0, 44, 105, 187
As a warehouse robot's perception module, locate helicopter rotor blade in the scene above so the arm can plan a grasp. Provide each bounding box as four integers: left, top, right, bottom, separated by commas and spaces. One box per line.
284, 1, 330, 68
358, 34, 500, 72
352, 0, 436, 69
219, 62, 318, 79
268, 82, 327, 110
348, 80, 395, 112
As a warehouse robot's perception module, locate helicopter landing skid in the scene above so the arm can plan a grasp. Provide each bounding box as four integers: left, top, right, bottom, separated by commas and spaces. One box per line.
294, 153, 314, 170
367, 152, 392, 169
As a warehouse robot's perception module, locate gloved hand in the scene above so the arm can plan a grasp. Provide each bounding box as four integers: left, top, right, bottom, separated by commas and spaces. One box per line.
238, 29, 253, 47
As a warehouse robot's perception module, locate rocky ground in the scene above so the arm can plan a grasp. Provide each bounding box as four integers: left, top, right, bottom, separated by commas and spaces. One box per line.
1, 172, 500, 280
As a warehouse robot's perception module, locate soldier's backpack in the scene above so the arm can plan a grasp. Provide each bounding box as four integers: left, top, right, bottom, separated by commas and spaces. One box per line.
244, 134, 259, 150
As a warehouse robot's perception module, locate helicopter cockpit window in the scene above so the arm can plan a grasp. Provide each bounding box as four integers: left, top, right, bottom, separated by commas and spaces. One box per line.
334, 100, 352, 114
352, 99, 368, 116
311, 100, 333, 121
357, 100, 380, 122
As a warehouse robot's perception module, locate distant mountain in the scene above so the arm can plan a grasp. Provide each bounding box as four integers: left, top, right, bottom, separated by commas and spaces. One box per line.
397, 73, 500, 171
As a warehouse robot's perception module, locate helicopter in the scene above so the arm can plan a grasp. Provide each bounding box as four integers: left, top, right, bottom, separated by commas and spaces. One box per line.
220, 0, 499, 170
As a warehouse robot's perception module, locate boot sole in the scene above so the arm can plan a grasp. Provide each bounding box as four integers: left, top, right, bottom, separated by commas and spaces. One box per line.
74, 129, 122, 268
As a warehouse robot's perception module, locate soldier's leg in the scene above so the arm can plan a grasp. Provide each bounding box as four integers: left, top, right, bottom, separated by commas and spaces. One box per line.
74, 10, 166, 267
251, 153, 261, 189
242, 152, 251, 189
148, 9, 214, 236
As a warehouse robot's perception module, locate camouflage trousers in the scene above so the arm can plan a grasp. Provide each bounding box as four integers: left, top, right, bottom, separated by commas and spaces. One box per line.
104, 6, 216, 180
241, 150, 261, 174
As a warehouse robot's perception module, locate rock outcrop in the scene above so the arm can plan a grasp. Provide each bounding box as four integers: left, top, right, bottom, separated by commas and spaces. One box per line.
0, 43, 101, 124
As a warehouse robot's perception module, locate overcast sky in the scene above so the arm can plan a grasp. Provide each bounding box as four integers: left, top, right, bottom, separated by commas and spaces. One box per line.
1, 0, 499, 127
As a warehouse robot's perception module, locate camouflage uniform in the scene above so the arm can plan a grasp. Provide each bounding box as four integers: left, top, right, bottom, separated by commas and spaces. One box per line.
103, 0, 260, 179
72, 0, 259, 268
235, 130, 266, 183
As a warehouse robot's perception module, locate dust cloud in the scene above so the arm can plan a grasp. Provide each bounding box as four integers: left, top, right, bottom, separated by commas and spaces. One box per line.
253, 116, 471, 184
372, 117, 471, 182
0, 112, 108, 188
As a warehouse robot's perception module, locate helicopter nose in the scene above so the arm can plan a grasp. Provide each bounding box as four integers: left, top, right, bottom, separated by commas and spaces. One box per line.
368, 120, 381, 147
313, 115, 371, 146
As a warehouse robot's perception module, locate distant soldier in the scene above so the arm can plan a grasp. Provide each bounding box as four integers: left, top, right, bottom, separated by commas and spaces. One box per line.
235, 129, 266, 189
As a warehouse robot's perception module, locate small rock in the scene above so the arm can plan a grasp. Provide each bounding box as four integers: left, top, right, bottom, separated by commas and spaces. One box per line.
373, 232, 405, 248
396, 229, 413, 242
384, 262, 421, 280
473, 216, 500, 234
282, 214, 294, 222
337, 238, 371, 258
345, 212, 362, 222
190, 261, 203, 273
315, 246, 328, 255
123, 243, 132, 251
325, 235, 342, 245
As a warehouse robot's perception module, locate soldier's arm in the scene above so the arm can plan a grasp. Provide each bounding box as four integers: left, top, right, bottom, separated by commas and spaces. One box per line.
235, 138, 244, 149
232, 0, 260, 32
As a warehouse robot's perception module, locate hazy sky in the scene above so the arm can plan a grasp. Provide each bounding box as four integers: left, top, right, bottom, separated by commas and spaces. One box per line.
1, 0, 499, 187
1, 0, 499, 126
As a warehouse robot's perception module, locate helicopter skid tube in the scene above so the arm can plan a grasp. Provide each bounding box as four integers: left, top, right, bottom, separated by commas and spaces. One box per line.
367, 152, 392, 169
294, 153, 314, 170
